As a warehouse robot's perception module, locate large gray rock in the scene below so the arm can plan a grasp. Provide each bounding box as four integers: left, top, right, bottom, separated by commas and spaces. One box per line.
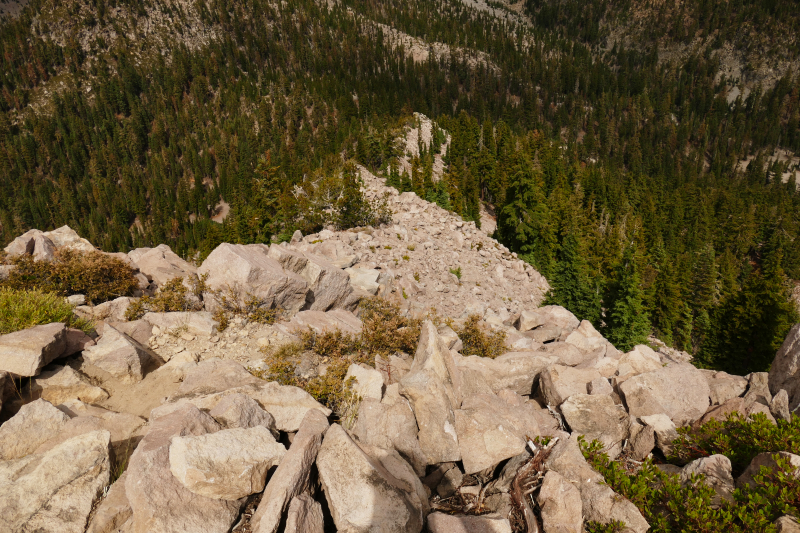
317, 424, 425, 533
346, 267, 381, 295
142, 311, 218, 336
86, 471, 132, 533
78, 296, 134, 322
32, 232, 56, 261
539, 364, 602, 407
3, 228, 40, 256
198, 243, 309, 314
346, 363, 384, 401
704, 371, 748, 406
251, 409, 330, 533
537, 470, 583, 533
564, 320, 609, 355
0, 398, 69, 460
627, 422, 655, 461
640, 414, 678, 456
544, 434, 649, 533
400, 321, 462, 464
161, 360, 331, 431
268, 244, 354, 310
427, 513, 512, 533
516, 305, 579, 333
285, 494, 325, 533
129, 244, 197, 287
209, 392, 278, 436
769, 324, 800, 409
125, 404, 244, 533
616, 345, 663, 381
619, 364, 711, 426
352, 395, 427, 476
0, 322, 67, 377
43, 225, 96, 252
170, 426, 286, 500
744, 372, 773, 406
83, 324, 156, 383
40, 400, 146, 465
736, 452, 800, 489
772, 389, 792, 422
31, 364, 109, 405
454, 393, 541, 474
456, 352, 559, 395
0, 430, 111, 533
543, 342, 594, 366
561, 393, 630, 459
680, 454, 734, 506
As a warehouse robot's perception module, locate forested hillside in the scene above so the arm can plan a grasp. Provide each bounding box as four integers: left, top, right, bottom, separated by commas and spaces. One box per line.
0, 0, 798, 373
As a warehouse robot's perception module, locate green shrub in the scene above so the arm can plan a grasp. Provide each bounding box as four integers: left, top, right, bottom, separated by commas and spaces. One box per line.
449, 266, 462, 280
0, 287, 92, 334
579, 422, 800, 533
456, 314, 507, 359
2, 250, 138, 304
205, 282, 283, 331
670, 413, 800, 475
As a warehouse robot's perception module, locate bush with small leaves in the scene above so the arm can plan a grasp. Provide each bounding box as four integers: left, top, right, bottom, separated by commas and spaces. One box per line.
359, 296, 421, 355
2, 250, 138, 304
125, 276, 205, 320
456, 314, 507, 359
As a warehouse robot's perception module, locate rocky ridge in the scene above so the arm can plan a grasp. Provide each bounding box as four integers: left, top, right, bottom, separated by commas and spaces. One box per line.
1, 171, 800, 532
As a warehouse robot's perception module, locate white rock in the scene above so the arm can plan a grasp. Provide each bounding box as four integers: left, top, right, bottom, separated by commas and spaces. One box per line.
169, 426, 286, 500
620, 364, 711, 426
345, 363, 384, 401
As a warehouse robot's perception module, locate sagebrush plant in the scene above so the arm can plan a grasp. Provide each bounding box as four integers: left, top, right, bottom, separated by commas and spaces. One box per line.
255, 297, 420, 421
125, 275, 206, 320
578, 414, 800, 533
206, 282, 283, 331
456, 314, 507, 359
1, 250, 139, 304
0, 287, 93, 334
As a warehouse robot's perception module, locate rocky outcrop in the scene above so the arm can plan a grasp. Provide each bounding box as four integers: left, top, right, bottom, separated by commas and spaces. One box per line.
619, 363, 711, 425
0, 322, 67, 377
561, 393, 630, 459
0, 430, 111, 533
769, 324, 800, 409
82, 324, 157, 383
317, 424, 426, 533
169, 426, 286, 500
0, 398, 69, 460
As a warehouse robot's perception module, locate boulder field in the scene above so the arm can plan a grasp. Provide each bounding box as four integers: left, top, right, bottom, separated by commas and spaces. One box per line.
1, 172, 800, 532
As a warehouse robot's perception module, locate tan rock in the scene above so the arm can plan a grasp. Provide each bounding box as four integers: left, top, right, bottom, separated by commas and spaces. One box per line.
82, 324, 157, 383
640, 414, 678, 456
198, 243, 309, 314
317, 424, 425, 533
619, 363, 710, 426
539, 364, 602, 407
0, 322, 67, 377
125, 404, 244, 533
561, 393, 630, 459
680, 454, 734, 506
427, 513, 512, 533
454, 393, 541, 474
537, 470, 583, 533
769, 324, 800, 409
516, 305, 579, 333
252, 409, 330, 533
285, 494, 325, 533
268, 244, 354, 310
736, 451, 800, 489
0, 398, 69, 460
3, 228, 39, 256
776, 515, 800, 533
43, 225, 96, 253
170, 426, 286, 500
0, 430, 111, 533
352, 397, 427, 476
31, 364, 109, 405
345, 363, 384, 401
209, 392, 278, 436
142, 311, 219, 336
87, 471, 132, 533
64, 327, 96, 356
705, 371, 747, 406
130, 244, 197, 287
456, 351, 558, 395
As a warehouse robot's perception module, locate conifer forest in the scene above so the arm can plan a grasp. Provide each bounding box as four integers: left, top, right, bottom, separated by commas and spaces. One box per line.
1, 0, 799, 374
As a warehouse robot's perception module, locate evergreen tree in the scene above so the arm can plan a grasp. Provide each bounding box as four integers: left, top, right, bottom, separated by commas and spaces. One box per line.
544, 230, 601, 324
603, 245, 652, 351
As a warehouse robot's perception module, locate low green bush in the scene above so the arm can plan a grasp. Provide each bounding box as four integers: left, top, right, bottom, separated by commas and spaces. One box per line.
2, 250, 139, 304
126, 276, 206, 321
670, 412, 800, 474
578, 413, 800, 532
0, 287, 92, 334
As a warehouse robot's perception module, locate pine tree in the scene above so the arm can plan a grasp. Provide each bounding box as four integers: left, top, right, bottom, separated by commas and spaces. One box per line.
544, 230, 601, 325
603, 245, 651, 351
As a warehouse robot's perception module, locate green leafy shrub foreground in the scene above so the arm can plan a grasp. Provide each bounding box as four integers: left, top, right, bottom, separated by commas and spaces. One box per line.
0, 287, 92, 335
455, 314, 508, 359
580, 413, 800, 533
1, 250, 139, 304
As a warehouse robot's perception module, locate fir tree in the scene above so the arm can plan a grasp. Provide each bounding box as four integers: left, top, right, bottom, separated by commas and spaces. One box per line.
544, 230, 601, 325
603, 245, 652, 351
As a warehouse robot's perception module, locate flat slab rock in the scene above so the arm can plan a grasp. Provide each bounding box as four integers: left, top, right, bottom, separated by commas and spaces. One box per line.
427, 513, 512, 533
0, 322, 67, 377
